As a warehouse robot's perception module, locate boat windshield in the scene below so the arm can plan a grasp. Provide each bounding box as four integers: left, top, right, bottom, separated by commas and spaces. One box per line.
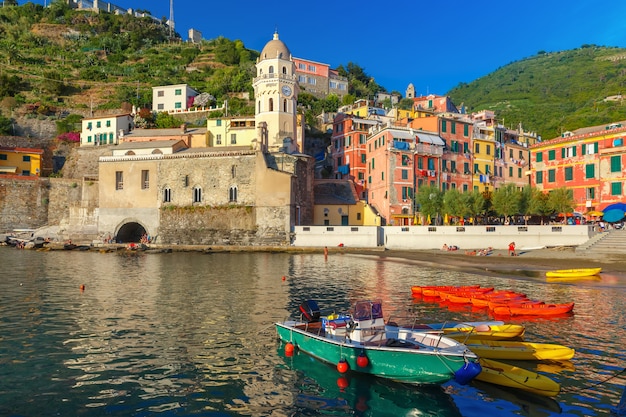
353, 300, 383, 320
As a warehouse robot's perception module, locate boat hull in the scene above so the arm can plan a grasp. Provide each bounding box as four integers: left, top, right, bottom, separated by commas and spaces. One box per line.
275, 322, 475, 385
545, 268, 602, 278
465, 340, 575, 360
476, 358, 561, 397
492, 303, 574, 317
442, 324, 526, 340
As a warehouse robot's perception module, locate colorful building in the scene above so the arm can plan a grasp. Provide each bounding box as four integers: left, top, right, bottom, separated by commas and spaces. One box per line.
0, 146, 43, 176
293, 57, 348, 99
312, 180, 380, 226
207, 117, 258, 148
409, 113, 473, 192
330, 113, 382, 198
152, 84, 199, 113
80, 114, 134, 147
530, 120, 626, 213
366, 124, 444, 225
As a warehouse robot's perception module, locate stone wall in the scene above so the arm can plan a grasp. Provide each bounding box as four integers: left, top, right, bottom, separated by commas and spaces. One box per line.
0, 177, 49, 231
157, 205, 290, 246
0, 175, 99, 241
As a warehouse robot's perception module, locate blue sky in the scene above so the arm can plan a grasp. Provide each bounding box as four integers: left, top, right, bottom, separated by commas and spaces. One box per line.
28, 0, 626, 96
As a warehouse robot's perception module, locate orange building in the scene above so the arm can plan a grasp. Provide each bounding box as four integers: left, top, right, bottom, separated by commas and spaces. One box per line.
530, 121, 626, 213
366, 124, 444, 225
410, 114, 473, 192
330, 113, 382, 199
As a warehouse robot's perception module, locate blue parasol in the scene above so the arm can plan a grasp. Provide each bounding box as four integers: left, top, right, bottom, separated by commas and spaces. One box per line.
602, 209, 626, 223
603, 202, 626, 213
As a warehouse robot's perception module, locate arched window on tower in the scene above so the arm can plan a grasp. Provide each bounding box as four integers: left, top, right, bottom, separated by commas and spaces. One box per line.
193, 186, 202, 203
231, 165, 236, 178
229, 186, 238, 202
258, 100, 261, 113
163, 187, 171, 203
269, 66, 274, 74
269, 98, 273, 112
283, 99, 287, 112
282, 66, 287, 74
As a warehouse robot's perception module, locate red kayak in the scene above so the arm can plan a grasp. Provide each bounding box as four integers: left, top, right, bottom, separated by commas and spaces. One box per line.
492, 302, 574, 316
411, 285, 480, 294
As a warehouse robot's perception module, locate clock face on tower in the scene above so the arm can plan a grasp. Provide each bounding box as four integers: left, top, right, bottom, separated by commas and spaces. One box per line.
281, 85, 292, 97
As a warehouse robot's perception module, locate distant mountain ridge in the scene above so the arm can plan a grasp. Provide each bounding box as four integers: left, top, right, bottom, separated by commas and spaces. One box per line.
447, 45, 626, 140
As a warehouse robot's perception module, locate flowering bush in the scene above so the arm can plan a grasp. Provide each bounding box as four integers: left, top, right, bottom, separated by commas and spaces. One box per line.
57, 132, 80, 142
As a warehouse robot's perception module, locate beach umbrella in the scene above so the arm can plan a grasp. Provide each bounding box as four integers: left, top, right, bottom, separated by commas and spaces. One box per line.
444, 214, 449, 224
427, 214, 431, 225
603, 209, 626, 223
586, 210, 603, 217
603, 202, 626, 212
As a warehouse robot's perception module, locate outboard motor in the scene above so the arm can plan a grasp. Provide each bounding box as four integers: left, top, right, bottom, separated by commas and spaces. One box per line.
299, 300, 321, 323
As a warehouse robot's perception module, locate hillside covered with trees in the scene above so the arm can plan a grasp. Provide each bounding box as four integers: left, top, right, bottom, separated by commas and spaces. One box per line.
0, 1, 382, 137
448, 45, 626, 140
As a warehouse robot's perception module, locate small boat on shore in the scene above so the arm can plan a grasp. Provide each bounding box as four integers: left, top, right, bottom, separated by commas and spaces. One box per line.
545, 268, 602, 278
275, 300, 481, 385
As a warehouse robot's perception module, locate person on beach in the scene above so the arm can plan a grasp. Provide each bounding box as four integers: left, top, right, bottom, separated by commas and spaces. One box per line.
508, 241, 516, 256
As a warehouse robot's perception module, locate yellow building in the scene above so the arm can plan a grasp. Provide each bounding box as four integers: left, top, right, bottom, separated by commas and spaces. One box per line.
207, 117, 258, 148
313, 180, 381, 226
0, 146, 43, 176
471, 112, 497, 192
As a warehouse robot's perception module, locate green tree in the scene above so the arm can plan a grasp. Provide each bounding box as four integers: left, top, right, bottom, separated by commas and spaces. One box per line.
463, 190, 486, 224
491, 183, 521, 220
154, 112, 183, 129
547, 187, 575, 215
416, 185, 442, 224
528, 188, 551, 224
398, 98, 414, 110
55, 114, 83, 134
442, 189, 467, 223
0, 74, 21, 97
0, 115, 13, 135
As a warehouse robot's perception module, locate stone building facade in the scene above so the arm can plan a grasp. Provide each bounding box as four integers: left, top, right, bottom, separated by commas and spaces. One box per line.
98, 149, 314, 245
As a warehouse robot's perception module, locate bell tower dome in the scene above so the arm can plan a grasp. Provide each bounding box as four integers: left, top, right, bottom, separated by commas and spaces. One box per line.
253, 32, 299, 153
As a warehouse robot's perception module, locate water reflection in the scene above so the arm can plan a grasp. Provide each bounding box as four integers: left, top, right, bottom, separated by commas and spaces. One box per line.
0, 248, 625, 416
277, 344, 462, 416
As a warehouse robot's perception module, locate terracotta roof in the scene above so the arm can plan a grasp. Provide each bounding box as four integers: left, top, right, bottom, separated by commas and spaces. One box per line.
0, 146, 44, 154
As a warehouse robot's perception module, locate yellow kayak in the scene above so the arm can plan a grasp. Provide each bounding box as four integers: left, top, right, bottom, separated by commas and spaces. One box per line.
546, 275, 601, 282
444, 324, 525, 341
465, 339, 575, 361
545, 268, 601, 278
476, 358, 561, 397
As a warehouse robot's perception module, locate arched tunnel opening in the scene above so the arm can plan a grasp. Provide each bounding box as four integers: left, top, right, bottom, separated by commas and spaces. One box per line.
116, 222, 147, 243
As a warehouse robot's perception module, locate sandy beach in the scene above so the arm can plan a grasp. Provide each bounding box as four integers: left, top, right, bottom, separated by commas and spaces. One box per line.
378, 246, 626, 279
20, 241, 626, 280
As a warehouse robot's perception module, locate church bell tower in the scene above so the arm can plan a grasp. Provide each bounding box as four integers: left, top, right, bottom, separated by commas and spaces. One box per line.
253, 32, 299, 153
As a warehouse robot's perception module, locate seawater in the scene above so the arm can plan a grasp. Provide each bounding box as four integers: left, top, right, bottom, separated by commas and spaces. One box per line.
0, 248, 625, 416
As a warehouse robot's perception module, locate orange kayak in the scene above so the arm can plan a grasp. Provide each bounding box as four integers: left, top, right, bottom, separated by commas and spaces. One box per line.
488, 299, 544, 310
492, 302, 574, 316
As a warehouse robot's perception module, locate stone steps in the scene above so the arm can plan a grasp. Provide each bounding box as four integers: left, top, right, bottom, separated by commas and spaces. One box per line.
576, 228, 626, 254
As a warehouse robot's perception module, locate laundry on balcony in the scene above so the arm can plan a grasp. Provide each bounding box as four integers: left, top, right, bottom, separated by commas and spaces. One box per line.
479, 174, 490, 183
394, 140, 410, 150
337, 165, 350, 175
